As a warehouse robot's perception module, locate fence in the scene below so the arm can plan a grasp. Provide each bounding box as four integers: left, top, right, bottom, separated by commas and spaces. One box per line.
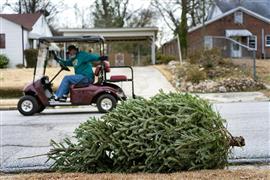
162, 35, 259, 80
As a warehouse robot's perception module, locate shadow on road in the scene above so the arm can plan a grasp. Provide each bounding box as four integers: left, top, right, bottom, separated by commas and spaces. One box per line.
37, 111, 103, 116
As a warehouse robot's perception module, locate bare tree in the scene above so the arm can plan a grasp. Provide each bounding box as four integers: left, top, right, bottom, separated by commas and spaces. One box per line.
127, 9, 156, 27
151, 0, 180, 33
74, 3, 92, 28
3, 0, 63, 25
93, 0, 132, 28
152, 0, 214, 56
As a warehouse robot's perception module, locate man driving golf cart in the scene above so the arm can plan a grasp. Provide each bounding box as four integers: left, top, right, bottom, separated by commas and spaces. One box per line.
17, 36, 134, 116
52, 45, 104, 102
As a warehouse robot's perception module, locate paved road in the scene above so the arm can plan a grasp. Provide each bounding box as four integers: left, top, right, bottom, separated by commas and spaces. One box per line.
0, 107, 102, 171
214, 102, 270, 161
1, 102, 269, 172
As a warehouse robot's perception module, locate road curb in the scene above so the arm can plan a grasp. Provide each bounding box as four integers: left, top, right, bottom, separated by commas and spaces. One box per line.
0, 106, 17, 110
228, 158, 270, 165
1, 158, 269, 173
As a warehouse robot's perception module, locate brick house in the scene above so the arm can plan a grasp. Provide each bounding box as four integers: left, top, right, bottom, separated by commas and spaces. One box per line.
162, 0, 270, 59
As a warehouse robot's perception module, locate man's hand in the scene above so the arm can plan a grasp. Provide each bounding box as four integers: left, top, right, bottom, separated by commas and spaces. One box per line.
99, 56, 108, 61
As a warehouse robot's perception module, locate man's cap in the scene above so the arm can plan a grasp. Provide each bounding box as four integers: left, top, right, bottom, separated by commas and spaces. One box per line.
67, 45, 77, 51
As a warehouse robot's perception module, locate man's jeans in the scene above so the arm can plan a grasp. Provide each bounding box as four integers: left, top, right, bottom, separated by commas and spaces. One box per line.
55, 75, 92, 98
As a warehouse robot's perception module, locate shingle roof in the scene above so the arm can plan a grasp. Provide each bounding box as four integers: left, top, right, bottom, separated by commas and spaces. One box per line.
215, 0, 270, 19
0, 13, 42, 31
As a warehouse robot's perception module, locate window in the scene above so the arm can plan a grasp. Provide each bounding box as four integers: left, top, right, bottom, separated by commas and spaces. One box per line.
234, 11, 243, 24
204, 36, 213, 49
266, 35, 270, 47
0, 34, 5, 49
248, 35, 257, 50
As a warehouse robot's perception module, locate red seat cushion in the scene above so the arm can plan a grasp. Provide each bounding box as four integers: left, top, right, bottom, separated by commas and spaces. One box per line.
110, 75, 127, 81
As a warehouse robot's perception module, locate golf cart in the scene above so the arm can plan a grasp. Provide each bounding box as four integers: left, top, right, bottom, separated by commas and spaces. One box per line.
17, 36, 135, 116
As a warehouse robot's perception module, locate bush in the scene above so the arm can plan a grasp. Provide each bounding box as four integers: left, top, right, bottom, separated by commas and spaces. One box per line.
24, 49, 38, 68
16, 64, 24, 68
188, 48, 226, 69
186, 65, 207, 83
48, 92, 230, 173
156, 54, 176, 64
0, 54, 9, 68
188, 50, 201, 64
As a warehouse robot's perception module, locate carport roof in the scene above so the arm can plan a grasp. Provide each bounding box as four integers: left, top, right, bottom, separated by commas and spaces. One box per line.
58, 27, 158, 41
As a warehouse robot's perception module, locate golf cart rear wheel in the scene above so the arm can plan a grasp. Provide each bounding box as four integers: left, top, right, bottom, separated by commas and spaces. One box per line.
17, 95, 39, 116
97, 94, 117, 113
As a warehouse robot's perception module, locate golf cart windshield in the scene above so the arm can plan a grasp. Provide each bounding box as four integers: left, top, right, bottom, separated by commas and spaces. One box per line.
34, 43, 48, 81
34, 35, 105, 81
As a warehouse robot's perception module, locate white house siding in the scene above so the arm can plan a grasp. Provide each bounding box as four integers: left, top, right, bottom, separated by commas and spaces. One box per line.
31, 16, 52, 37
0, 17, 23, 68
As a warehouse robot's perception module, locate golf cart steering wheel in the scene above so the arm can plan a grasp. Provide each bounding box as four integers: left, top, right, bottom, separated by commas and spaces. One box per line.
52, 51, 70, 71
59, 61, 70, 71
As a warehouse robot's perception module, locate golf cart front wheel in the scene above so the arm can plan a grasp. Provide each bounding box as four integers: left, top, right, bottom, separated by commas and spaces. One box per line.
97, 94, 117, 113
17, 95, 38, 116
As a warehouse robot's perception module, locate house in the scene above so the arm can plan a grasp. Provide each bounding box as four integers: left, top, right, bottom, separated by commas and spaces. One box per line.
162, 0, 270, 59
189, 0, 270, 59
0, 13, 52, 67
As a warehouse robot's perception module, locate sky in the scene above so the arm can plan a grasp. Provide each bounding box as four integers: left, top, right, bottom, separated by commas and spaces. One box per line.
0, 0, 174, 44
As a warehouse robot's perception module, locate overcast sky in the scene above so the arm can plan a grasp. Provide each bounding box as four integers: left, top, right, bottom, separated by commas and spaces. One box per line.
0, 0, 173, 44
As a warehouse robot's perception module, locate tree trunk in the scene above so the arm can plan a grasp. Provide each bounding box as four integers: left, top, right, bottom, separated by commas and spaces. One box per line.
179, 0, 188, 58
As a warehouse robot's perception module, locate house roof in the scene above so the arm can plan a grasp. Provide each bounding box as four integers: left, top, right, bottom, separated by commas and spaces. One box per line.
0, 13, 42, 31
215, 0, 270, 19
189, 6, 270, 33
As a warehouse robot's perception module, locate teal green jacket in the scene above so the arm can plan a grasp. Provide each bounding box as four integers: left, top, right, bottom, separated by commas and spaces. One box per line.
60, 51, 100, 80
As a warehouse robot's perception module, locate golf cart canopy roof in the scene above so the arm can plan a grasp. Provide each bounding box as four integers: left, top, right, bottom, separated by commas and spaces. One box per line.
39, 35, 105, 43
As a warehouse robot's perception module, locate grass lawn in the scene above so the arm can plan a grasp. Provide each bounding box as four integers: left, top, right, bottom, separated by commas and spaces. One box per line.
0, 68, 75, 98
1, 169, 269, 180
0, 68, 74, 89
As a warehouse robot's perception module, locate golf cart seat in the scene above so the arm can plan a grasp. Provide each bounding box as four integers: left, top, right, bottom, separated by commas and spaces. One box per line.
109, 75, 127, 81
73, 77, 93, 88
73, 82, 90, 88
94, 61, 128, 82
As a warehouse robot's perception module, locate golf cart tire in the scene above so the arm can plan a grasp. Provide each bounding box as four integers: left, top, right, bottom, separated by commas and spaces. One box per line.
96, 94, 117, 113
17, 95, 39, 116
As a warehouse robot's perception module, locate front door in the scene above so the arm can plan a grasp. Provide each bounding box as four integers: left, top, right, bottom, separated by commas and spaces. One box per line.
231, 37, 242, 58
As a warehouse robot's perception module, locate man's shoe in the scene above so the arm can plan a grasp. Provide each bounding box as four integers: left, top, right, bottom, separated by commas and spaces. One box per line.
49, 95, 59, 102
59, 95, 67, 102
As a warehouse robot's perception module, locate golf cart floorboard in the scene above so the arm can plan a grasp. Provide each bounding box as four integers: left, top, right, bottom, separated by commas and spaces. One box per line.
49, 101, 72, 106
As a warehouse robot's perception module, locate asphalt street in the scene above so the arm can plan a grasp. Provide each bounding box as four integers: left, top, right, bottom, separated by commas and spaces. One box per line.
0, 102, 269, 172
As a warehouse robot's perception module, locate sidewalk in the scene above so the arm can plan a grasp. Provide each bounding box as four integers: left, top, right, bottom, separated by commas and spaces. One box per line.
0, 91, 269, 110
0, 99, 18, 110
196, 91, 269, 103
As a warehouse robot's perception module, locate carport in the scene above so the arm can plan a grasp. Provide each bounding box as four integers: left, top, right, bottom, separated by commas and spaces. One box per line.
58, 27, 158, 65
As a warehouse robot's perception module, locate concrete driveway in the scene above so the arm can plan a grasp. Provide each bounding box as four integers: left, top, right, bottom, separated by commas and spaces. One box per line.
107, 66, 175, 98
